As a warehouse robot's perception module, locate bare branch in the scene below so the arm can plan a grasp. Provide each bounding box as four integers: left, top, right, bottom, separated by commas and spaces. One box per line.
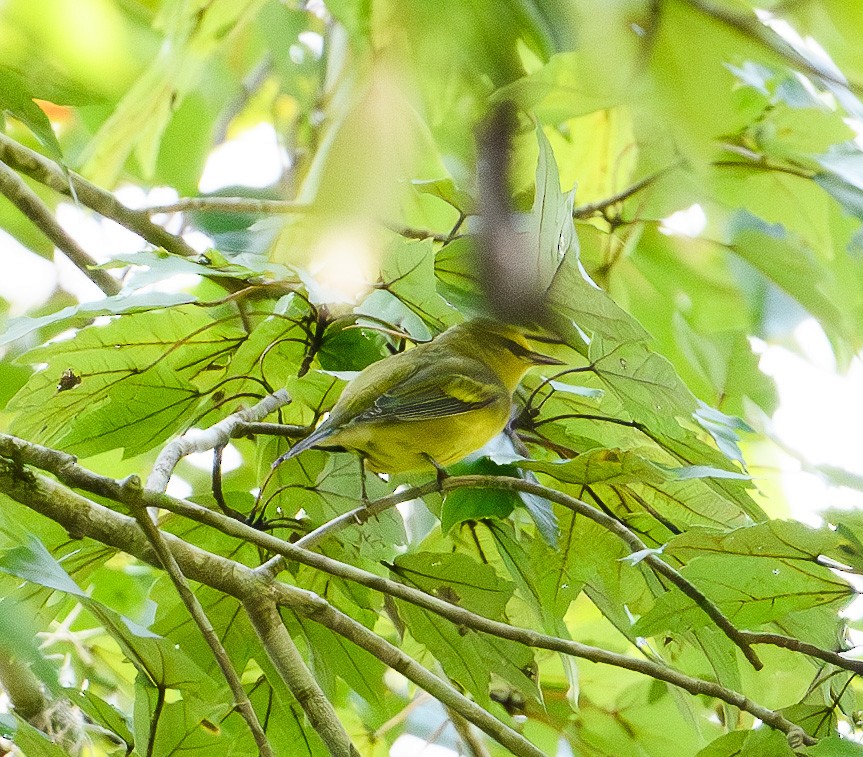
147, 390, 291, 492
0, 132, 199, 259
147, 197, 314, 215
244, 592, 359, 757
0, 161, 121, 296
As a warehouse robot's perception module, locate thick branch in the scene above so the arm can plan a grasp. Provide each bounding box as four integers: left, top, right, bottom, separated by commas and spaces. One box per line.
136, 485, 818, 743
0, 454, 539, 755
0, 132, 198, 259
244, 593, 359, 757
0, 161, 120, 296
147, 390, 292, 492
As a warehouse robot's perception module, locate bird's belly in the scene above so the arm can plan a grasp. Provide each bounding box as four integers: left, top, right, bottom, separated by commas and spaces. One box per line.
335, 402, 512, 472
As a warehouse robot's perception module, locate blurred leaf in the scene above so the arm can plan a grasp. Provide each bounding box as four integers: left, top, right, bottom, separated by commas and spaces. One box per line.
0, 65, 63, 162
0, 291, 196, 348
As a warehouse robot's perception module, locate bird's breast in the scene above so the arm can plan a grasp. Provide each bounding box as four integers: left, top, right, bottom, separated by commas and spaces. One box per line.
329, 399, 512, 473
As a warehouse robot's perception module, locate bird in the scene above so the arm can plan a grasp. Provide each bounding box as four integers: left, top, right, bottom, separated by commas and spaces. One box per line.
273, 318, 564, 474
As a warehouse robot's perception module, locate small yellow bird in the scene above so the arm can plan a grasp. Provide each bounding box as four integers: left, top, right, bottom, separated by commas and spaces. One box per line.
275, 318, 563, 473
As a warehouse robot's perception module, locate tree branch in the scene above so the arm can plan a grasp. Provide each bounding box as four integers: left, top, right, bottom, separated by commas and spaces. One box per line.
0, 161, 121, 296
270, 582, 547, 757
572, 166, 674, 220
244, 592, 359, 757
147, 390, 292, 492
0, 132, 198, 259
258, 470, 763, 669
444, 475, 763, 670
147, 197, 314, 215
133, 483, 820, 743
0, 442, 819, 746
123, 477, 274, 757
144, 196, 455, 243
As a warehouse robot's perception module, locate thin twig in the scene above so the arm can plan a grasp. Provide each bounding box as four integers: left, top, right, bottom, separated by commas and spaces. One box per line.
742, 631, 863, 674
122, 476, 274, 757
147, 390, 291, 492
0, 161, 121, 296
144, 195, 454, 243
572, 166, 676, 220
0, 132, 198, 259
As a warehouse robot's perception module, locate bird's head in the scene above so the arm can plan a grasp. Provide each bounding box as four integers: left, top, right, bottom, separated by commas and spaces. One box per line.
441, 318, 565, 391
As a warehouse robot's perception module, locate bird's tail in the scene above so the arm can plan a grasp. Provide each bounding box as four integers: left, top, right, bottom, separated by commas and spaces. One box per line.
271, 425, 333, 469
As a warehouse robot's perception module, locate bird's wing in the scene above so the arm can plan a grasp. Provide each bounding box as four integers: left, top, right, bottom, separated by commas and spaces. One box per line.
350, 363, 503, 424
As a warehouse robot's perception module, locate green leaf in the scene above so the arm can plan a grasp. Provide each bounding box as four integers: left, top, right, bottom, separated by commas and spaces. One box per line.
589, 335, 699, 437
380, 238, 461, 331
548, 250, 650, 345
810, 736, 863, 756
75, 690, 134, 750
441, 458, 519, 534
633, 552, 853, 636
523, 447, 667, 486
295, 615, 388, 708
59, 360, 201, 457
412, 177, 476, 215
0, 535, 87, 597
133, 674, 230, 757
728, 210, 862, 355
391, 552, 515, 620
0, 291, 196, 348
0, 66, 64, 161
8, 307, 245, 457
526, 123, 575, 290
696, 729, 793, 757
666, 520, 863, 573
7, 716, 70, 757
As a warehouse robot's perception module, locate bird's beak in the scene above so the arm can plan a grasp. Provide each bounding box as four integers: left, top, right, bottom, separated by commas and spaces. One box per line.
526, 350, 565, 366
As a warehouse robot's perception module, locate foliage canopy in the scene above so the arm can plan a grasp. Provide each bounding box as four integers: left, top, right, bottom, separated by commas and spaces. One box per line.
3, 1, 863, 756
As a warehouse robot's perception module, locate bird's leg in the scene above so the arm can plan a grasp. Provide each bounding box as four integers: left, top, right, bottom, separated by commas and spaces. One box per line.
358, 454, 369, 503
423, 454, 449, 490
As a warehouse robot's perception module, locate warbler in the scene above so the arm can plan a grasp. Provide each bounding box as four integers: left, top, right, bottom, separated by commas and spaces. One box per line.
275, 319, 564, 473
